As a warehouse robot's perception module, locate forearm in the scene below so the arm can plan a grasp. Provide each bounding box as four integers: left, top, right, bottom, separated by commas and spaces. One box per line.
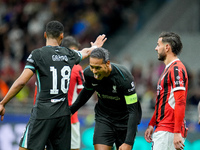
80, 47, 96, 60
70, 88, 94, 114
149, 110, 156, 127
125, 113, 138, 145
174, 90, 186, 133
124, 103, 139, 145
0, 80, 24, 106
0, 69, 33, 106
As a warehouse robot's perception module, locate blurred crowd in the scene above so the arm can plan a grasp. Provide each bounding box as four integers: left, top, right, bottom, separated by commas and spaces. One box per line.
0, 0, 199, 117
0, 0, 145, 102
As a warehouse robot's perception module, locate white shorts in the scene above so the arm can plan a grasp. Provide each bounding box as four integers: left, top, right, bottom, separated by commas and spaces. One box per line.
152, 131, 185, 150
71, 122, 80, 149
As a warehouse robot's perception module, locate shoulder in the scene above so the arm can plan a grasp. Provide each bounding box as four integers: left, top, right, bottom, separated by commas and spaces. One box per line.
71, 64, 83, 73
74, 64, 83, 70
111, 63, 133, 80
83, 66, 95, 80
170, 60, 187, 72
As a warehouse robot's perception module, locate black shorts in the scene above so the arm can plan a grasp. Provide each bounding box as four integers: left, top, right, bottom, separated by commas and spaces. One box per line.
93, 120, 128, 149
19, 115, 71, 150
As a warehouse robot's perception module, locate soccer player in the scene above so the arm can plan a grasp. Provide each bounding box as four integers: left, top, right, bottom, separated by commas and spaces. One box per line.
0, 20, 107, 150
144, 32, 188, 150
62, 36, 84, 150
70, 47, 142, 150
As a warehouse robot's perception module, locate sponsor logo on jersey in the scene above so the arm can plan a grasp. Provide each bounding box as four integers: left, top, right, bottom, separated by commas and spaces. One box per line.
97, 92, 120, 100
27, 54, 34, 63
174, 80, 184, 86
51, 97, 65, 103
175, 68, 181, 72
52, 55, 68, 62
92, 83, 98, 86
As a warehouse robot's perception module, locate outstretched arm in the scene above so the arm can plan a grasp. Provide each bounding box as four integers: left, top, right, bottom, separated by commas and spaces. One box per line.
80, 34, 107, 60
70, 88, 94, 114
0, 69, 34, 121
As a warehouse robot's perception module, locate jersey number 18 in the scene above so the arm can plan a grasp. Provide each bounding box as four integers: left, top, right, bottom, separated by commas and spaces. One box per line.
50, 66, 71, 94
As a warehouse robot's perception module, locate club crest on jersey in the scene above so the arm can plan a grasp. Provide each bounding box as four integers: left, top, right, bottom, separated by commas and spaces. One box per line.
112, 85, 117, 93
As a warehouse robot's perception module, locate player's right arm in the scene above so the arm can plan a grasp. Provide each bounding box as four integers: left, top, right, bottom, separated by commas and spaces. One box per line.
144, 111, 156, 143
80, 34, 107, 60
69, 88, 94, 114
0, 69, 34, 121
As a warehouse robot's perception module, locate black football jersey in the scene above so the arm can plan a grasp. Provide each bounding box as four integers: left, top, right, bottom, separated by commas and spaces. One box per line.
25, 46, 81, 119
83, 63, 137, 126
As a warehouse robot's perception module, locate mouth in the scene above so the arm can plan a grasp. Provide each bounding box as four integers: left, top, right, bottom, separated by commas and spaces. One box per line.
94, 74, 101, 79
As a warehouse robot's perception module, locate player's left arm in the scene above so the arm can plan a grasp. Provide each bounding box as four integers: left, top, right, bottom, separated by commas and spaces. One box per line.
171, 65, 188, 149
124, 93, 140, 146
120, 75, 142, 147
171, 66, 187, 134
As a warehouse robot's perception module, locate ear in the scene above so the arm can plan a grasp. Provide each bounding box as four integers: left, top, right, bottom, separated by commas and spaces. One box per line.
44, 32, 47, 38
165, 44, 171, 52
106, 60, 110, 66
60, 33, 64, 40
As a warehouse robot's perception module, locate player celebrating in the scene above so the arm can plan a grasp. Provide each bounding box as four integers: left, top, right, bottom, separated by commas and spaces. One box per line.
70, 47, 142, 150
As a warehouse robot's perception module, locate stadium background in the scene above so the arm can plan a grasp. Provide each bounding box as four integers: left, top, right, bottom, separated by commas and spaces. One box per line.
0, 0, 200, 149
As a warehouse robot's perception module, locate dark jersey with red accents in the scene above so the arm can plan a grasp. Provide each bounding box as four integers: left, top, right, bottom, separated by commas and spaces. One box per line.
154, 59, 188, 133
25, 46, 82, 119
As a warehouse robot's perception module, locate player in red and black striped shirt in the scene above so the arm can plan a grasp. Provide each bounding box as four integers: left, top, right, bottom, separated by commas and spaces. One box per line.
145, 32, 188, 150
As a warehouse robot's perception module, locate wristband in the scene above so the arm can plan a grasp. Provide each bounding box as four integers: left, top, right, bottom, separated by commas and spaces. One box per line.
91, 45, 98, 49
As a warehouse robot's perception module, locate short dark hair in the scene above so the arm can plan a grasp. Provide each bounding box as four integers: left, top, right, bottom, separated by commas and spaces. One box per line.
90, 47, 110, 63
159, 32, 183, 55
45, 20, 64, 38
61, 36, 80, 49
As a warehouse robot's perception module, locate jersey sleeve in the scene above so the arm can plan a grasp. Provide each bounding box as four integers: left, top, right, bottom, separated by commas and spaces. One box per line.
76, 66, 84, 94
72, 50, 82, 65
82, 68, 94, 90
119, 68, 141, 146
170, 65, 187, 92
24, 50, 38, 72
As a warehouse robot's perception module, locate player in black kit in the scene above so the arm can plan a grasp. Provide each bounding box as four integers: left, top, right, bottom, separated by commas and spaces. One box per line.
70, 47, 142, 150
0, 21, 106, 150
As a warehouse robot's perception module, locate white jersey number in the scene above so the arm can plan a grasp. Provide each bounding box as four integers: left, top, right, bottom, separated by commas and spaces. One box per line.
50, 66, 71, 94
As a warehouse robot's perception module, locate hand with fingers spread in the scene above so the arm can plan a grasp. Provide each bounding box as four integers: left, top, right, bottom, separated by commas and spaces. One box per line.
174, 133, 185, 150
144, 125, 154, 143
91, 34, 107, 48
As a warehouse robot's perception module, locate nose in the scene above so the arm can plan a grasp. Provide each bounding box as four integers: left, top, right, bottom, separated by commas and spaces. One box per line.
155, 46, 158, 51
91, 68, 97, 74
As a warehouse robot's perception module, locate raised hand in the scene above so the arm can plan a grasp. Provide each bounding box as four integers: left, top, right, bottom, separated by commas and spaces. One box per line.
91, 34, 107, 48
